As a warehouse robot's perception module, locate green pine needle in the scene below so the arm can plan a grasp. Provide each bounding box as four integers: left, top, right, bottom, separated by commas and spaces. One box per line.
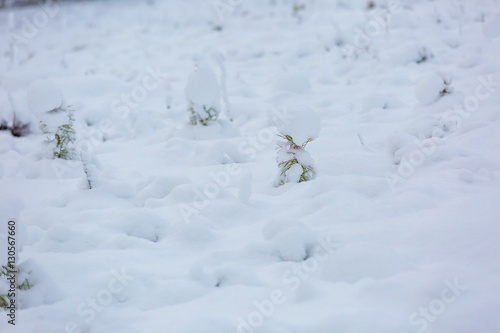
189, 104, 219, 126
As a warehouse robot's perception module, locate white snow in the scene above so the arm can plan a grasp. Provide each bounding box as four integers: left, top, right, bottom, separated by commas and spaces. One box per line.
273, 73, 312, 95
185, 64, 221, 115
285, 163, 303, 183
294, 149, 314, 167
0, 89, 13, 125
414, 73, 448, 106
26, 80, 64, 115
361, 94, 387, 113
0, 1, 500, 333
483, 15, 500, 39
278, 108, 321, 145
238, 172, 253, 204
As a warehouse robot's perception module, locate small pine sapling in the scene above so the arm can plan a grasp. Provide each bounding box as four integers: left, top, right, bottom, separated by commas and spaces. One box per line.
40, 109, 76, 160
0, 264, 32, 310
275, 134, 316, 186
275, 108, 321, 186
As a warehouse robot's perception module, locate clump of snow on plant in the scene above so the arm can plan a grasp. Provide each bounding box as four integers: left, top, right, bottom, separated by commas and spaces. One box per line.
26, 80, 69, 137
277, 108, 321, 145
414, 73, 451, 106
185, 64, 221, 125
28, 83, 77, 160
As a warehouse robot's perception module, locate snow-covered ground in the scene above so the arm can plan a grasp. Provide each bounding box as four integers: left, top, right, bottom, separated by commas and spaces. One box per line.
1, 0, 500, 332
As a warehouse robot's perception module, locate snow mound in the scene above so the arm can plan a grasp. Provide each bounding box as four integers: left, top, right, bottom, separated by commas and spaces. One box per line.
262, 220, 316, 262
190, 262, 261, 288
133, 176, 189, 207
118, 210, 167, 242
414, 73, 448, 106
321, 242, 415, 283
15, 259, 65, 309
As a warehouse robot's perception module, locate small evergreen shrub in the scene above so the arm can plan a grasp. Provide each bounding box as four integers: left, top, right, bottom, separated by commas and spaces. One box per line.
40, 109, 76, 160
274, 108, 321, 186
0, 264, 32, 310
275, 134, 316, 186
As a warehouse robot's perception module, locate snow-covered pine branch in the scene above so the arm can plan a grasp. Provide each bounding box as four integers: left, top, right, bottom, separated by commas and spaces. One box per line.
275, 108, 321, 186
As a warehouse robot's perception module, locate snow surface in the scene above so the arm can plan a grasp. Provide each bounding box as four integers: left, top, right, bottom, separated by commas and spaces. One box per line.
0, 1, 500, 333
